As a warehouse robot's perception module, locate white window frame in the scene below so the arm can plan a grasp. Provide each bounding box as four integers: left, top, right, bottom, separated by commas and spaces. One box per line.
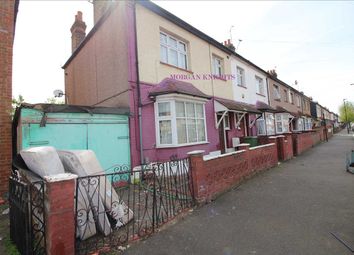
160, 31, 188, 69
265, 112, 275, 135
255, 76, 265, 96
155, 95, 208, 148
275, 113, 290, 134
234, 112, 246, 130
256, 114, 266, 135
212, 55, 223, 76
273, 84, 281, 100
236, 66, 245, 87
296, 95, 301, 107
223, 113, 230, 130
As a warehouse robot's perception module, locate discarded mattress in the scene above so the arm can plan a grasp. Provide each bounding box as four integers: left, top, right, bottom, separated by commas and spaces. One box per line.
19, 146, 97, 240
20, 146, 65, 178
59, 150, 134, 229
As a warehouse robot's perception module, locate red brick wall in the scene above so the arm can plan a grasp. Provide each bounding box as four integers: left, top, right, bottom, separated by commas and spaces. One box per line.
0, 0, 16, 195
189, 143, 278, 203
292, 132, 314, 156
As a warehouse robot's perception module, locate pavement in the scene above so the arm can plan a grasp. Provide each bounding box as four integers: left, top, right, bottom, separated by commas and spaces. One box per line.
124, 130, 354, 255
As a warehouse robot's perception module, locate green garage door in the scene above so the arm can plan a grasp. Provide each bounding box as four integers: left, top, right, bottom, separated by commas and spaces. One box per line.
20, 108, 130, 172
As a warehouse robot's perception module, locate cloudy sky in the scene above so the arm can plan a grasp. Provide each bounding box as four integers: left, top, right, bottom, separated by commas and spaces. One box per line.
13, 1, 354, 113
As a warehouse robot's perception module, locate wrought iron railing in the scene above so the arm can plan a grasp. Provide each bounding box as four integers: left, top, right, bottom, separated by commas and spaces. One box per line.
75, 158, 194, 254
9, 174, 46, 255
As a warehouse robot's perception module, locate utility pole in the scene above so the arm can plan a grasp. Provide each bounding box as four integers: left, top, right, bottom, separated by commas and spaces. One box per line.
343, 99, 349, 134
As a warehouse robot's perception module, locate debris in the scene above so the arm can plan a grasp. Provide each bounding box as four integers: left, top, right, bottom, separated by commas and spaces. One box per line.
2, 208, 9, 215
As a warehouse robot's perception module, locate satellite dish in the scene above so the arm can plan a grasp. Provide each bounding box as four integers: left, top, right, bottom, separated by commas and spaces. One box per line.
53, 89, 64, 98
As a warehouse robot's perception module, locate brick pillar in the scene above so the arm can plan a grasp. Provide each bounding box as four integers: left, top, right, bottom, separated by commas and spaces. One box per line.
0, 0, 16, 196
187, 150, 207, 204
267, 136, 278, 164
44, 173, 77, 255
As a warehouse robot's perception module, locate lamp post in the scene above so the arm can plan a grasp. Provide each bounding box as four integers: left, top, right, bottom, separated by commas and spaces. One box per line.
343, 99, 349, 134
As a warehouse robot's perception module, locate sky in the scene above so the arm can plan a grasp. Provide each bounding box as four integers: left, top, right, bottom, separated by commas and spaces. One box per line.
12, 1, 354, 114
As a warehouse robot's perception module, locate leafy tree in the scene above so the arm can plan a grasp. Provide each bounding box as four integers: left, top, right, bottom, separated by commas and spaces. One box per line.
45, 97, 64, 104
339, 101, 354, 123
11, 94, 24, 116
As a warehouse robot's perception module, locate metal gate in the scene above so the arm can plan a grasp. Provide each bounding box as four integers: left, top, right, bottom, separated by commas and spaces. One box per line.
75, 158, 194, 254
9, 175, 46, 255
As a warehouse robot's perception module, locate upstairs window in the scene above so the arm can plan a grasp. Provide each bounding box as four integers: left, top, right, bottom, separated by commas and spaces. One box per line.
296, 96, 301, 107
160, 32, 187, 69
236, 67, 245, 87
284, 89, 288, 102
212, 56, 223, 76
255, 76, 265, 95
273, 84, 281, 100
289, 92, 294, 104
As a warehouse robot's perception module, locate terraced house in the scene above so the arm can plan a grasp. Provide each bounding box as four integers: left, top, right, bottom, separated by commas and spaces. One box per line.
63, 0, 335, 169
267, 71, 313, 133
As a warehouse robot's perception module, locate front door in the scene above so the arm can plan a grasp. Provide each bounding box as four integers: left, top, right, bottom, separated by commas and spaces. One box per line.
217, 115, 226, 154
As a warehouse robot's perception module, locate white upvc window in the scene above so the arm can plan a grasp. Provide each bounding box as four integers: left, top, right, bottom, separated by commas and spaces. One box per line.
212, 56, 223, 76
289, 92, 294, 104
294, 118, 304, 131
160, 32, 187, 69
256, 114, 266, 135
155, 98, 207, 147
296, 96, 301, 107
275, 113, 290, 134
236, 66, 245, 87
265, 112, 275, 135
273, 84, 281, 100
255, 76, 265, 95
223, 113, 230, 130
304, 118, 312, 130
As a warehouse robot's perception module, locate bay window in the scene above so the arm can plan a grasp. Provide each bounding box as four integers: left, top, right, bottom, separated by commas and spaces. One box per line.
256, 113, 275, 135
156, 99, 207, 147
275, 113, 290, 134
160, 32, 188, 69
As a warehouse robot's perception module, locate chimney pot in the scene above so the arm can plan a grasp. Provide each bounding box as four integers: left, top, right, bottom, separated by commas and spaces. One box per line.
228, 39, 231, 44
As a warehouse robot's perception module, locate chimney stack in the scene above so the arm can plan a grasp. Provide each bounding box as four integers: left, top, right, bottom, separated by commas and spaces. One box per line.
223, 39, 235, 51
71, 11, 87, 53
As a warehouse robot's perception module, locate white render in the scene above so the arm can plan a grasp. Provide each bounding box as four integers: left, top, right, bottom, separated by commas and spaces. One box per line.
230, 56, 269, 105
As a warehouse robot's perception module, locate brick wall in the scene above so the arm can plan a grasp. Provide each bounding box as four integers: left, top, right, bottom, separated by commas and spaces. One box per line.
292, 132, 314, 156
189, 142, 278, 204
0, 0, 16, 195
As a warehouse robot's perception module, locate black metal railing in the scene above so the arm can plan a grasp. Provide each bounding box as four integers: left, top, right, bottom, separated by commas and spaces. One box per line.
75, 158, 194, 254
9, 175, 46, 255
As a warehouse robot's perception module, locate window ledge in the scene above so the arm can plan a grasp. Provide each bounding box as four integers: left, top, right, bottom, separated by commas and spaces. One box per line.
237, 84, 247, 89
160, 61, 193, 74
156, 141, 209, 149
256, 93, 266, 97
274, 98, 281, 102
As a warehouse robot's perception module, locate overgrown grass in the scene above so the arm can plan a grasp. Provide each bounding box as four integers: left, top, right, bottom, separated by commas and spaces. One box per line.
0, 204, 20, 255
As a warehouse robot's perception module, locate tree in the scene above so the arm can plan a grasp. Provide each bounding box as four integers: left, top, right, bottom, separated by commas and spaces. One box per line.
339, 101, 354, 123
45, 97, 64, 104
11, 94, 24, 117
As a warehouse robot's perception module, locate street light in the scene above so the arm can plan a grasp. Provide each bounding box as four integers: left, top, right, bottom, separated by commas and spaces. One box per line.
343, 99, 349, 134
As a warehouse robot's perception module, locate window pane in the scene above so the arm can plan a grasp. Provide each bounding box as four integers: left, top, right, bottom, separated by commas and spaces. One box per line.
160, 33, 167, 44
187, 119, 197, 143
168, 37, 177, 48
195, 104, 204, 118
178, 42, 186, 52
186, 103, 195, 118
160, 45, 167, 63
158, 102, 170, 117
176, 102, 185, 117
177, 119, 187, 144
159, 120, 172, 144
168, 49, 178, 66
178, 53, 187, 69
197, 119, 206, 142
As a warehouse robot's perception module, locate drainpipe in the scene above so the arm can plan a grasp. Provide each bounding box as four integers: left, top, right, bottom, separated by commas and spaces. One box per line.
133, 3, 144, 164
